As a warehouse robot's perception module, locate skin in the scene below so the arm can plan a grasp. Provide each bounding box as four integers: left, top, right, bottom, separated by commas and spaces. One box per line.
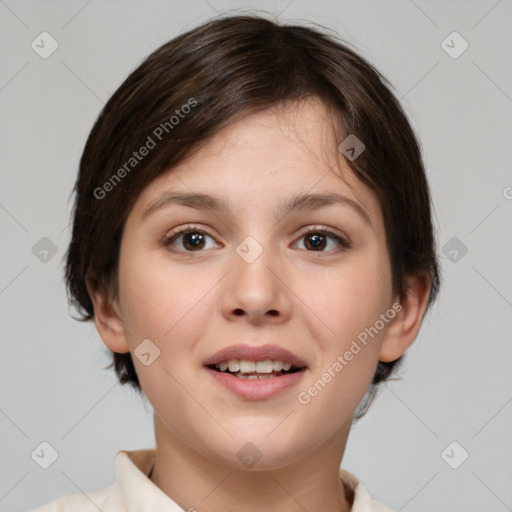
88, 99, 430, 511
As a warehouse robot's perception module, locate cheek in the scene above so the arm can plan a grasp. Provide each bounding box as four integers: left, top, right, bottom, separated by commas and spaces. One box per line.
293, 260, 390, 433
119, 246, 184, 329
116, 248, 216, 411
290, 247, 392, 423
297, 247, 392, 348
117, 246, 219, 364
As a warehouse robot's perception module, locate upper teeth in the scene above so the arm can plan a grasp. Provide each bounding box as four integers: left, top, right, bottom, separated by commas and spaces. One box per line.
216, 359, 293, 373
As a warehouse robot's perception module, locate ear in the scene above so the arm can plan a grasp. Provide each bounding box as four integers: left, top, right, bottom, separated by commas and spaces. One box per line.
379, 274, 431, 362
86, 278, 130, 354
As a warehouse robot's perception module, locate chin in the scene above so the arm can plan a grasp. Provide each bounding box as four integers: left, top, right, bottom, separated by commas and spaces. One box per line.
205, 430, 309, 471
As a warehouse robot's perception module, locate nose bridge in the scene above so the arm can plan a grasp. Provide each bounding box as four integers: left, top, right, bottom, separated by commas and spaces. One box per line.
233, 233, 279, 288
222, 231, 290, 320
235, 234, 269, 267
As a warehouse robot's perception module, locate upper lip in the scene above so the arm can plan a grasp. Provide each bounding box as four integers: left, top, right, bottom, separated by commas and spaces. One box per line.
203, 344, 308, 368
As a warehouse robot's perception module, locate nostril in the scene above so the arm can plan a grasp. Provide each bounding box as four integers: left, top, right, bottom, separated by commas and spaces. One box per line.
232, 309, 279, 316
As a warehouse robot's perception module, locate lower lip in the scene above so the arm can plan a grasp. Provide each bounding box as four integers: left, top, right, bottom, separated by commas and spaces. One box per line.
204, 367, 307, 400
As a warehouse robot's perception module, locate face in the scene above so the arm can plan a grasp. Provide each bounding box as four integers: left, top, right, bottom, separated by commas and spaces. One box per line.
108, 99, 399, 469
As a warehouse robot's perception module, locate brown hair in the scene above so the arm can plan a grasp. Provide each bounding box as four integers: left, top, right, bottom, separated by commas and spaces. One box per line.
64, 14, 440, 419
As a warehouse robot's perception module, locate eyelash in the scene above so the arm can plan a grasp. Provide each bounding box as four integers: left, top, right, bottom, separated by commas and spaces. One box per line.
162, 223, 351, 255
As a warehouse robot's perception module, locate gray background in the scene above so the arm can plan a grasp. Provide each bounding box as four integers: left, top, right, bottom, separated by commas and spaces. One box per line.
1, 0, 511, 511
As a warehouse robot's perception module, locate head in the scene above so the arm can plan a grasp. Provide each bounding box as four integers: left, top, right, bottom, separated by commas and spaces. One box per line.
64, 14, 439, 465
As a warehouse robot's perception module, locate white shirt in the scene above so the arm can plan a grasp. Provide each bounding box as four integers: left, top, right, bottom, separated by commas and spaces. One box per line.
31, 448, 394, 511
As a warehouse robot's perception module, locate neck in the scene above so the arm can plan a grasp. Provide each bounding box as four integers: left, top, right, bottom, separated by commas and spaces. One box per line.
149, 413, 353, 512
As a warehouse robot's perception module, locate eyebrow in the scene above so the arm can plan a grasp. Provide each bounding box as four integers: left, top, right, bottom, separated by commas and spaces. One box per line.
142, 191, 371, 225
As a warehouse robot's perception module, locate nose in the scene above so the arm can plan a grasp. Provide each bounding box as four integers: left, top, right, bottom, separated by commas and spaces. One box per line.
220, 238, 292, 325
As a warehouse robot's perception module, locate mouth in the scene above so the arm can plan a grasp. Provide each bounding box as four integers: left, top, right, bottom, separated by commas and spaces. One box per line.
206, 359, 306, 379
202, 344, 308, 400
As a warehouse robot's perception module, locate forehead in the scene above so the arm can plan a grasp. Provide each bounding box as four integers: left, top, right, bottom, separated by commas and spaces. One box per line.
129, 99, 382, 226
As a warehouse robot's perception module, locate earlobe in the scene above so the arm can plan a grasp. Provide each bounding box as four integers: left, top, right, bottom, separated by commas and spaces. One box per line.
378, 274, 431, 363
86, 279, 131, 354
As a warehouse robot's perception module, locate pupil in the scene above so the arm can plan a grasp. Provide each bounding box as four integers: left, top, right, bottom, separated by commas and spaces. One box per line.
185, 232, 204, 250
307, 234, 325, 251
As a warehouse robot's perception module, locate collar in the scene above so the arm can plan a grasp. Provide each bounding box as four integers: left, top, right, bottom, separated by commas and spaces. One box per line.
115, 449, 388, 511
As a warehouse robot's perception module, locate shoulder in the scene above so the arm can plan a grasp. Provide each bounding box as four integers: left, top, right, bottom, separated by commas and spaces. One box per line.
29, 448, 156, 512
340, 468, 395, 512
29, 484, 121, 512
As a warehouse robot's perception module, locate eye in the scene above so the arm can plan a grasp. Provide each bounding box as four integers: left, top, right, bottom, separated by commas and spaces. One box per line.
163, 224, 218, 252
293, 226, 351, 254
162, 224, 351, 255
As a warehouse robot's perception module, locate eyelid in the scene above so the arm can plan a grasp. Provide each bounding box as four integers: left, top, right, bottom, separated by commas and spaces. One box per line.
163, 223, 215, 240
162, 223, 351, 253
294, 224, 350, 245
163, 223, 348, 240
162, 223, 218, 248
295, 224, 352, 251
